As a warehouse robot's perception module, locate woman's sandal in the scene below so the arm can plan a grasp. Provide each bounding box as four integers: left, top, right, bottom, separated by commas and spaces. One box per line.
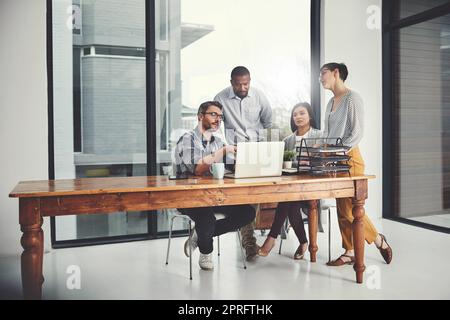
326, 254, 355, 266
294, 243, 308, 260
377, 233, 393, 264
257, 239, 276, 257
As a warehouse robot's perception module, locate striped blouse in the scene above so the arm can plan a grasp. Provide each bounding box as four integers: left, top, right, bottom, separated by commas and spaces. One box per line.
323, 90, 364, 149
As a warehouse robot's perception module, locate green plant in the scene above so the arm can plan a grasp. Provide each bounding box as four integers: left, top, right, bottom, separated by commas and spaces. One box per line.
283, 150, 296, 161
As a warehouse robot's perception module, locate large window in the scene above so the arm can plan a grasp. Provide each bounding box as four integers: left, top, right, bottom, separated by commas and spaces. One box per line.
154, 0, 312, 233
383, 0, 450, 231
50, 0, 314, 246
154, 0, 311, 162
51, 0, 149, 245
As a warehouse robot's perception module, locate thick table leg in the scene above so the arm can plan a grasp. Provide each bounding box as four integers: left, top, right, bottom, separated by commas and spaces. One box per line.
352, 180, 368, 284
308, 200, 318, 262
19, 198, 44, 300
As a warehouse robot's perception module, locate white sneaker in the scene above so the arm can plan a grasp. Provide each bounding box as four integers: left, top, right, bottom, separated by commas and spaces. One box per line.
198, 253, 214, 270
184, 229, 198, 257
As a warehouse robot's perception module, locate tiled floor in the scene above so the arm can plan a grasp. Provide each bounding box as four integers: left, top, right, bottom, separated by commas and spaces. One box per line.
1, 219, 449, 300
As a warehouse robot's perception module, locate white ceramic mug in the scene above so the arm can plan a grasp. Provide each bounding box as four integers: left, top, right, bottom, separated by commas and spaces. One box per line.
210, 163, 225, 179
162, 165, 173, 176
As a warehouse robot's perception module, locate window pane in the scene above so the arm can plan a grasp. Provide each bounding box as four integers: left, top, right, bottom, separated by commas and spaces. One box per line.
53, 0, 148, 241
393, 14, 450, 228
398, 0, 450, 20
154, 0, 311, 233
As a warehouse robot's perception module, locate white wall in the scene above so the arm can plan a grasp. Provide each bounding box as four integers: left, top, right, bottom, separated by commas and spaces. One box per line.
322, 0, 383, 225
0, 0, 49, 256
53, 0, 75, 180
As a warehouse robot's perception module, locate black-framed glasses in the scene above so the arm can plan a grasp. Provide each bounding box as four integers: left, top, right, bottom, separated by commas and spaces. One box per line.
202, 112, 224, 120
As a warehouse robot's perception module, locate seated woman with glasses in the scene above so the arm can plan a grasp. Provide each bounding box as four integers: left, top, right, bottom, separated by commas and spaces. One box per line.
258, 102, 322, 259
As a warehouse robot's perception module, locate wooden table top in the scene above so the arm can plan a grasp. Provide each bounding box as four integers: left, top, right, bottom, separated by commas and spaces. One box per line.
9, 174, 375, 198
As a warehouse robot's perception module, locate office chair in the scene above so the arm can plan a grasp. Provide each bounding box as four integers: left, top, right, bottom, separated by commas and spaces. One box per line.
278, 200, 336, 263
165, 212, 247, 280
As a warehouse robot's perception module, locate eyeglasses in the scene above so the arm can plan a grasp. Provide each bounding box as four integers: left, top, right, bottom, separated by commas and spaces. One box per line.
202, 112, 224, 120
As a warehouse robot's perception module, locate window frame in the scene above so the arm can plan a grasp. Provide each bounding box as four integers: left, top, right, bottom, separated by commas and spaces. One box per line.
382, 0, 450, 234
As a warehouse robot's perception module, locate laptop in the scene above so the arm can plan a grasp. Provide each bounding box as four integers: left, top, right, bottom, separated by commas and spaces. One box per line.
224, 141, 285, 179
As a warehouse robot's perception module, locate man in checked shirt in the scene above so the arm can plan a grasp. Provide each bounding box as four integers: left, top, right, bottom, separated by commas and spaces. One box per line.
174, 101, 255, 270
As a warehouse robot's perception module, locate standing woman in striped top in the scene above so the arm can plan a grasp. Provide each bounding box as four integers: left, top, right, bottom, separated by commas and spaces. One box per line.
319, 62, 393, 266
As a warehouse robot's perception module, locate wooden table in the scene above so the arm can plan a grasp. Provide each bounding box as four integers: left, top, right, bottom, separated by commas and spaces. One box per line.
9, 174, 374, 299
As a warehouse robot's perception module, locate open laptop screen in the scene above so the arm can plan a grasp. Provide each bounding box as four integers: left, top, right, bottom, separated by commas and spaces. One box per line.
225, 141, 285, 178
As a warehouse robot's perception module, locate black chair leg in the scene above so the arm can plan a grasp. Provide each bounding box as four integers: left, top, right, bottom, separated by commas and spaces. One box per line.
328, 208, 331, 263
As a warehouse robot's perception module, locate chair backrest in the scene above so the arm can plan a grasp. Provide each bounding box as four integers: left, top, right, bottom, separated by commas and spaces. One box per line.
214, 213, 226, 220
320, 199, 336, 210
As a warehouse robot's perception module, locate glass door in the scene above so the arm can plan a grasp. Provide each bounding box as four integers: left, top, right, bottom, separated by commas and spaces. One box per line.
393, 13, 450, 229
386, 0, 450, 231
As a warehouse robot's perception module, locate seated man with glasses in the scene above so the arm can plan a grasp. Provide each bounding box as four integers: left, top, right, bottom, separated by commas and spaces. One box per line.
173, 101, 256, 270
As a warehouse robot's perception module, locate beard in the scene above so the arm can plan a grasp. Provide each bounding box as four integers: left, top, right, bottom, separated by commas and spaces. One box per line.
204, 122, 219, 132
236, 91, 248, 99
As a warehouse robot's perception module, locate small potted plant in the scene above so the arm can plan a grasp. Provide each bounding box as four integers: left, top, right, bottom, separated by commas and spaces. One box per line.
283, 150, 296, 169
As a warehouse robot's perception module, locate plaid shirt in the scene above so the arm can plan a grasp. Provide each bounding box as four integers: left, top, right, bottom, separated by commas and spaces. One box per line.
174, 125, 225, 176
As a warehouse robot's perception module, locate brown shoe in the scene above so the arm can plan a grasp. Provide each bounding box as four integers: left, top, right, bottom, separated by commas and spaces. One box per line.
326, 254, 355, 266
377, 233, 393, 264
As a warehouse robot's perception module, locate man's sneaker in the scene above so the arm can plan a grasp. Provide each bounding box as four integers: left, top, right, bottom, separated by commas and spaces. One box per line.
198, 253, 214, 270
183, 230, 198, 257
